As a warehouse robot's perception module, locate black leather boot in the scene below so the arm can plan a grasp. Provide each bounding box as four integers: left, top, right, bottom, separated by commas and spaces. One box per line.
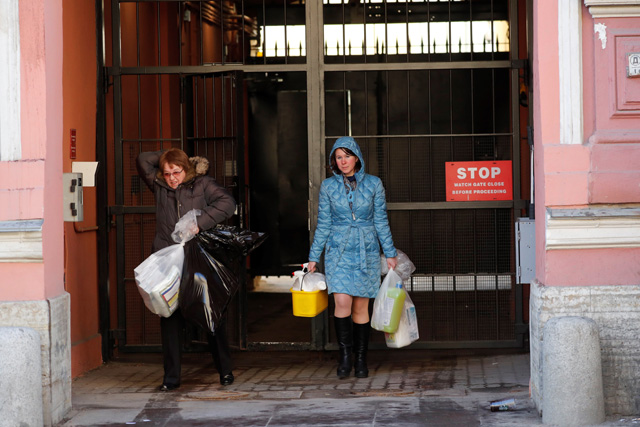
334, 316, 353, 379
353, 321, 370, 378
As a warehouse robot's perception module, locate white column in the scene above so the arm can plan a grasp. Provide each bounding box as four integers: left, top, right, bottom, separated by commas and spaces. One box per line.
558, 0, 584, 145
0, 0, 22, 160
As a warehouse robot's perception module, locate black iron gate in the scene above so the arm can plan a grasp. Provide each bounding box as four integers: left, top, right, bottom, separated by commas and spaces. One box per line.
101, 0, 528, 354
319, 0, 528, 349
108, 71, 245, 352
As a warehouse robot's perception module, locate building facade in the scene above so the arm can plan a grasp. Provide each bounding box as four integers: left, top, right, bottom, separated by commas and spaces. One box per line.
530, 0, 640, 415
1, 1, 640, 424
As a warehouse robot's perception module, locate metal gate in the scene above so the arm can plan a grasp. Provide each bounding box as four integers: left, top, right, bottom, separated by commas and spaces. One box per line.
318, 0, 527, 348
101, 0, 528, 354
106, 70, 245, 352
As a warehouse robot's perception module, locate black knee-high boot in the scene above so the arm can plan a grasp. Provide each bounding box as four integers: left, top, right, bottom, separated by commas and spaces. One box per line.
334, 316, 353, 378
353, 321, 370, 378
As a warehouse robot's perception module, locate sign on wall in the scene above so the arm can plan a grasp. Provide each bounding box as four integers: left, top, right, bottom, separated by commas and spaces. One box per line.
628, 52, 640, 77
445, 161, 513, 201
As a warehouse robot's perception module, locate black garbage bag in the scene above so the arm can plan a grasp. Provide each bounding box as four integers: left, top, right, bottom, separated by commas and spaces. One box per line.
198, 225, 268, 268
179, 225, 267, 334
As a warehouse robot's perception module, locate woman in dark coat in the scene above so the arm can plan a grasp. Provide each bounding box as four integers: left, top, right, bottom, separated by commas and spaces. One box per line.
137, 148, 236, 390
308, 136, 398, 379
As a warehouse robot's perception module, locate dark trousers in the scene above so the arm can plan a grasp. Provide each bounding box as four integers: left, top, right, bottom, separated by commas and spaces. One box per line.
160, 308, 232, 386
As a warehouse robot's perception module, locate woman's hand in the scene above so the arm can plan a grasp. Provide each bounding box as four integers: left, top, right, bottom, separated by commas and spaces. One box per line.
386, 256, 398, 271
307, 261, 317, 273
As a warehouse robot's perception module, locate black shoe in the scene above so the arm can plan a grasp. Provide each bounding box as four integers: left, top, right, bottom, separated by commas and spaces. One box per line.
220, 373, 234, 386
158, 383, 179, 392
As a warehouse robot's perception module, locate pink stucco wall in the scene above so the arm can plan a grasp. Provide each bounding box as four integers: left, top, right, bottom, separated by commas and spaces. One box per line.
546, 248, 640, 286
534, 3, 640, 287
0, 0, 63, 301
589, 17, 640, 206
532, 1, 556, 285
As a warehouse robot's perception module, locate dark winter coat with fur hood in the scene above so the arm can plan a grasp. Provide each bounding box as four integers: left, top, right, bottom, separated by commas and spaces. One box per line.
137, 150, 237, 252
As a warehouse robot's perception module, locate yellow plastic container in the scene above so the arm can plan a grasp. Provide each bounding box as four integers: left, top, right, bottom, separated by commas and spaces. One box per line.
291, 288, 328, 317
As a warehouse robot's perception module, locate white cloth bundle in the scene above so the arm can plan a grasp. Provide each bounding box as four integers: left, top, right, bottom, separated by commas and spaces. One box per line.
292, 263, 327, 292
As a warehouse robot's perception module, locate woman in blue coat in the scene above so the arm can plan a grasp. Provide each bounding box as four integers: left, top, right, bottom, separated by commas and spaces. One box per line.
308, 136, 397, 378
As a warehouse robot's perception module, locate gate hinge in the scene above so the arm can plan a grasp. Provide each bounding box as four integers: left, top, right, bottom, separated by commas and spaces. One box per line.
102, 67, 113, 94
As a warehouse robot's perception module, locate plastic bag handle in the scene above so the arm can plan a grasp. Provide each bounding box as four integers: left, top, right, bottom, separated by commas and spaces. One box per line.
296, 266, 310, 291
298, 271, 310, 291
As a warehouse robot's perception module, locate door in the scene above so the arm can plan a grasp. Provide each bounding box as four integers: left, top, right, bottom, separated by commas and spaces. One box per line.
108, 70, 245, 353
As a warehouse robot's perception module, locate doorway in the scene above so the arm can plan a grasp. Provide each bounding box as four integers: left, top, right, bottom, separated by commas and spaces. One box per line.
101, 0, 530, 357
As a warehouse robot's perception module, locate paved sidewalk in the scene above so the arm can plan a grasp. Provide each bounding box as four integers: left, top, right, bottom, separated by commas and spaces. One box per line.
56, 350, 634, 426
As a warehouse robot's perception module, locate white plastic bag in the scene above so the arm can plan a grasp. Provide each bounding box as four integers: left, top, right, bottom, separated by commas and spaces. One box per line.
371, 268, 403, 332
134, 245, 184, 317
134, 209, 201, 317
384, 291, 420, 348
292, 263, 327, 292
380, 249, 416, 281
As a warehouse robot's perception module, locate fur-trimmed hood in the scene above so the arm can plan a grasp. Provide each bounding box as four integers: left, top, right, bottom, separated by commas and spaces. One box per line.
185, 156, 210, 182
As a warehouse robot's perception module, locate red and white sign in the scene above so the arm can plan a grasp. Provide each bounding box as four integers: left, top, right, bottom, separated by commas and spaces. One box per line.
445, 161, 513, 201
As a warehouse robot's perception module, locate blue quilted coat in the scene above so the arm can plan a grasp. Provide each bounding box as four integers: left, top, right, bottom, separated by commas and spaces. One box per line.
309, 137, 397, 298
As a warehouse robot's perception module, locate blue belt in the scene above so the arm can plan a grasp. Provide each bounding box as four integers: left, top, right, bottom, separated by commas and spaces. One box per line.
331, 221, 374, 271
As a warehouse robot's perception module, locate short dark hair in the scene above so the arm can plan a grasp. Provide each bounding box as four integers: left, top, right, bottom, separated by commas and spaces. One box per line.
330, 147, 362, 175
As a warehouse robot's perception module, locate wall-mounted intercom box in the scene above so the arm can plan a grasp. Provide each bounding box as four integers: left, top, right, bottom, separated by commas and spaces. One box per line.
63, 172, 84, 222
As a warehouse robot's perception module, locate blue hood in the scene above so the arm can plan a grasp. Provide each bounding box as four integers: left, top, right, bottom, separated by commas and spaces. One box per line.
329, 136, 365, 181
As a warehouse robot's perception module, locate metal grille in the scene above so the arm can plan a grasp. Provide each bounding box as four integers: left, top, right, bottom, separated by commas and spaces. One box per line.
122, 213, 158, 345
386, 209, 513, 275
322, 134, 519, 345
323, 0, 510, 64
115, 1, 303, 66
390, 209, 515, 342
186, 74, 240, 191
324, 69, 511, 138
407, 274, 514, 342
111, 70, 244, 351
104, 0, 525, 352
322, 22, 520, 345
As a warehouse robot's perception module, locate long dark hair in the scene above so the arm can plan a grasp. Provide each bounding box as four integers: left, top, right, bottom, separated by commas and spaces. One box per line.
330, 147, 361, 175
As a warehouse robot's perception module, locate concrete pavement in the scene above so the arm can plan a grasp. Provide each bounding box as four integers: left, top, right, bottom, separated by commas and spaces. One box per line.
56, 349, 636, 426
